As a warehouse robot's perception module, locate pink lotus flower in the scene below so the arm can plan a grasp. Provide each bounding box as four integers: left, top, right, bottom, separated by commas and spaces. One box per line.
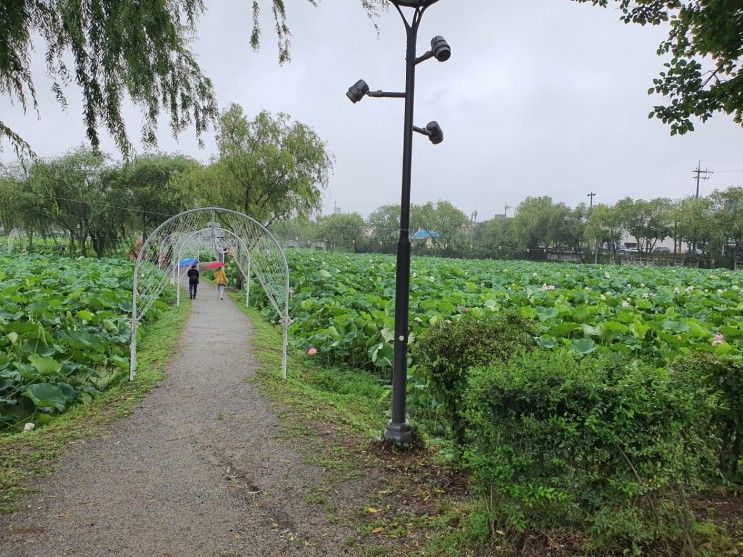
463, 307, 469, 314
711, 334, 725, 346
307, 347, 318, 357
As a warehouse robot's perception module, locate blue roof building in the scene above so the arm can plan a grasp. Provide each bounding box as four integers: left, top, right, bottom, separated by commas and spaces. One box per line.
411, 229, 440, 241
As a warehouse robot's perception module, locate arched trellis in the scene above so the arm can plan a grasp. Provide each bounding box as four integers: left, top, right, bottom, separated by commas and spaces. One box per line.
130, 208, 289, 381
173, 227, 253, 308
6, 228, 24, 254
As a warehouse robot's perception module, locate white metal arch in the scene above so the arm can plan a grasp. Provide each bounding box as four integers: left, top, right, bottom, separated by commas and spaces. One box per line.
130, 208, 289, 381
173, 227, 253, 308
6, 228, 24, 254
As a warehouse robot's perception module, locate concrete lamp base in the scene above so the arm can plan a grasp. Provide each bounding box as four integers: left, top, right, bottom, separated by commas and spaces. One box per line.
383, 420, 413, 446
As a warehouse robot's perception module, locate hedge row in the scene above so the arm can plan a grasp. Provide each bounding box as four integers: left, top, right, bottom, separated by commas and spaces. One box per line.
413, 314, 741, 552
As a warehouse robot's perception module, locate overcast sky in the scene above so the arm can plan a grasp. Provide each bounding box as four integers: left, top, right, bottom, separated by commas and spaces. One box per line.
2, 0, 742, 219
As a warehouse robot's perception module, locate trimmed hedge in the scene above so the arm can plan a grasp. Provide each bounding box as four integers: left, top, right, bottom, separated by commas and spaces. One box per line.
413, 311, 537, 446
671, 353, 742, 482
463, 349, 719, 551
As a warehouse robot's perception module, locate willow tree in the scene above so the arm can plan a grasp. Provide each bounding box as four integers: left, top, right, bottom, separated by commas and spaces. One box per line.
0, 0, 385, 158
174, 104, 333, 226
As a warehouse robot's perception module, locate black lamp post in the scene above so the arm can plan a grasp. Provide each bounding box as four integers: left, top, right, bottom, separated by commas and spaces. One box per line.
347, 0, 449, 445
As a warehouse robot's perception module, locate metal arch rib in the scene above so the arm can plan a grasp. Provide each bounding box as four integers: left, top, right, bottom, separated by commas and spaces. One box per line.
130, 207, 290, 381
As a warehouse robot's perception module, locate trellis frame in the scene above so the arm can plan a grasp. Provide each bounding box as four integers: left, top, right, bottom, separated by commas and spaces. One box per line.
130, 208, 289, 381
173, 226, 252, 308
6, 228, 24, 254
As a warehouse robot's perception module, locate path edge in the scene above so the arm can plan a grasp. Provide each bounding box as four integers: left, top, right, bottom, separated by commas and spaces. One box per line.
0, 302, 191, 515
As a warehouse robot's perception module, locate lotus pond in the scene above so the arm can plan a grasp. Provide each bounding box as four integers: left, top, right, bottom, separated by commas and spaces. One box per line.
0, 255, 168, 430
272, 251, 743, 369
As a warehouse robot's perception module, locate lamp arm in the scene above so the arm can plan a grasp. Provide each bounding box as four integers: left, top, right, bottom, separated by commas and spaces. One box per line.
415, 51, 434, 65
367, 90, 406, 99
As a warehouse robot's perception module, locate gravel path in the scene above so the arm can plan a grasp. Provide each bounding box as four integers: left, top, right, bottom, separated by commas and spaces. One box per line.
1, 287, 356, 557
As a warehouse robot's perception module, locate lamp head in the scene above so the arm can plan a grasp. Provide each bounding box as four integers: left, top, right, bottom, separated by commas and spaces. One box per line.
431, 36, 451, 62
426, 121, 444, 144
346, 79, 370, 103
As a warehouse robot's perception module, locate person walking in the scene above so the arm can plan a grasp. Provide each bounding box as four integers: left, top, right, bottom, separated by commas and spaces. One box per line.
214, 267, 228, 300
187, 264, 199, 300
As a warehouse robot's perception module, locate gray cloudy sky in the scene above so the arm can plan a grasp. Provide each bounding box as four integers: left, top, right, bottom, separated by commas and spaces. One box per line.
3, 0, 742, 219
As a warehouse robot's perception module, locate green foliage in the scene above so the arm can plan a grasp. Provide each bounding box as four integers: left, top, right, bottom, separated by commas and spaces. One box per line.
463, 349, 719, 551
413, 313, 537, 446
584, 203, 622, 252
0, 254, 168, 430
672, 353, 743, 482
23, 148, 127, 256
0, 0, 217, 156
107, 154, 198, 240
315, 213, 366, 251
174, 104, 333, 226
510, 196, 587, 252
366, 205, 400, 248
711, 186, 743, 256
615, 197, 673, 253
576, 0, 743, 134
411, 201, 470, 250
277, 251, 743, 373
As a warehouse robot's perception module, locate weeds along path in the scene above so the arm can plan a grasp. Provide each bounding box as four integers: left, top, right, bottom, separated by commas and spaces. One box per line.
0, 287, 356, 557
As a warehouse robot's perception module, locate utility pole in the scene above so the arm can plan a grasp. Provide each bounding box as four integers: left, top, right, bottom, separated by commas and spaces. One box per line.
692, 161, 713, 199
587, 192, 596, 209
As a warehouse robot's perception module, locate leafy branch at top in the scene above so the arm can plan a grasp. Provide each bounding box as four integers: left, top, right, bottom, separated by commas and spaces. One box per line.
0, 0, 384, 158
575, 0, 743, 134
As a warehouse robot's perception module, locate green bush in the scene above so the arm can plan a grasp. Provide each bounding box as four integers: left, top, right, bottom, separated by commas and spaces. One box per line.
413, 312, 537, 446
671, 353, 743, 482
463, 349, 719, 552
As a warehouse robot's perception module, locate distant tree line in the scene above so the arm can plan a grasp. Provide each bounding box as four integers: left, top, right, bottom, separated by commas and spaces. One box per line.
0, 105, 332, 256
272, 189, 743, 263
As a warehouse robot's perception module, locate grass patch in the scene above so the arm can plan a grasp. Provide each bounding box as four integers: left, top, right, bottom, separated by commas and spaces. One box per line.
232, 293, 474, 556
0, 302, 190, 514
232, 296, 389, 439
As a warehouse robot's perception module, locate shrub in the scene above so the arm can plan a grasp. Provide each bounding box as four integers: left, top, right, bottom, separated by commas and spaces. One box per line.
671, 353, 743, 482
413, 312, 537, 446
463, 349, 719, 551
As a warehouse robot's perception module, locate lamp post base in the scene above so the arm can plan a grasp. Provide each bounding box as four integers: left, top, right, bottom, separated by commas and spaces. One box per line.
383, 420, 413, 446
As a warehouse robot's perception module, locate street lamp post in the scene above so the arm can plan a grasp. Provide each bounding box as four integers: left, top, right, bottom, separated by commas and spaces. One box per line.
347, 0, 450, 445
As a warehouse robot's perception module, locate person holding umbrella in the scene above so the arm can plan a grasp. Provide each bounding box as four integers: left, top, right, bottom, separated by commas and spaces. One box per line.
187, 263, 199, 300
213, 265, 228, 300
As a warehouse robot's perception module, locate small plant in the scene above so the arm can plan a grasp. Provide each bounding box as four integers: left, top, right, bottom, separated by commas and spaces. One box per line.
413, 312, 537, 447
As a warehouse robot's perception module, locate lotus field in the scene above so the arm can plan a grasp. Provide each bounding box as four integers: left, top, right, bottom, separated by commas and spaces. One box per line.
277, 251, 743, 369
0, 255, 168, 430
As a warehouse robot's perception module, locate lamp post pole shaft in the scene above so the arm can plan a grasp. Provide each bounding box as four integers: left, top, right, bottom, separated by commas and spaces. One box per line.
385, 21, 419, 444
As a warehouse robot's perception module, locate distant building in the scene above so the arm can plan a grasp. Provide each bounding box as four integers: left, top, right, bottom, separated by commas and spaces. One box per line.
411, 229, 440, 249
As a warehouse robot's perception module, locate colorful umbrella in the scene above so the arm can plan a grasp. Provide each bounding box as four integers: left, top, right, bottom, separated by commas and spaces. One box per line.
179, 258, 198, 267
205, 261, 225, 270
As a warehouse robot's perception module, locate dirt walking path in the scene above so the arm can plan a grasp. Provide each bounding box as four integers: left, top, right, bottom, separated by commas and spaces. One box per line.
0, 286, 357, 557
